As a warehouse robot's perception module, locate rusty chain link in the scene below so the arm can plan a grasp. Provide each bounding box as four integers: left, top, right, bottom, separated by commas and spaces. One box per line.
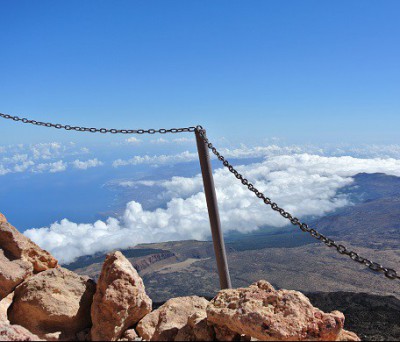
0, 113, 398, 281
0, 113, 196, 134
195, 127, 400, 281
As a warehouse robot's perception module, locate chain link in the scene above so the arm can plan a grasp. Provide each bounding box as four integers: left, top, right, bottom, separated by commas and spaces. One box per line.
1, 113, 398, 281
0, 113, 196, 134
195, 127, 400, 281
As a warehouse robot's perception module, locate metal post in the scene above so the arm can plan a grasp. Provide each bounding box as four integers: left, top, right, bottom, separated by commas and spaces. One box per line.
195, 129, 232, 289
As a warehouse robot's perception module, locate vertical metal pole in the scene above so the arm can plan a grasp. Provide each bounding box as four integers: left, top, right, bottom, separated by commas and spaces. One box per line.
195, 129, 232, 289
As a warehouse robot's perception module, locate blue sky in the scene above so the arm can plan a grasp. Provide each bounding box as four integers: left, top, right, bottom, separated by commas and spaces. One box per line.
1, 0, 399, 145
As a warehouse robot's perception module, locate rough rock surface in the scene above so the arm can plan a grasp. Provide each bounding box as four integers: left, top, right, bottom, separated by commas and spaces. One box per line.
0, 323, 42, 341
0, 251, 32, 300
207, 280, 356, 341
0, 293, 14, 323
337, 329, 361, 341
8, 267, 96, 340
0, 219, 57, 273
118, 329, 140, 341
0, 213, 6, 224
90, 251, 152, 341
136, 296, 213, 341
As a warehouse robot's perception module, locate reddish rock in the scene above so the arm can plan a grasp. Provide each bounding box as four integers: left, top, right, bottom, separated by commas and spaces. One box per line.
0, 250, 32, 300
136, 296, 213, 341
0, 323, 42, 341
8, 267, 96, 340
207, 280, 359, 341
0, 221, 57, 273
90, 251, 152, 341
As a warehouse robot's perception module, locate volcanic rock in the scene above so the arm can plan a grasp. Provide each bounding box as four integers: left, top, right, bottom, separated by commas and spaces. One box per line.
118, 329, 140, 341
0, 220, 57, 273
206, 280, 358, 341
136, 296, 213, 341
8, 267, 96, 340
337, 329, 361, 341
0, 251, 32, 300
0, 323, 42, 341
90, 251, 152, 341
0, 293, 14, 323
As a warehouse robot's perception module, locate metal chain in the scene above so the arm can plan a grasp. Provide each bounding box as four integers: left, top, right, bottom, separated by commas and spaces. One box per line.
1, 113, 398, 281
0, 113, 196, 134
195, 127, 400, 281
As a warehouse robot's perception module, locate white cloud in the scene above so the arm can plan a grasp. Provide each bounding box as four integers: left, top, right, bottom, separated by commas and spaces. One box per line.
172, 137, 192, 144
150, 138, 169, 144
25, 153, 400, 264
0, 142, 95, 176
34, 160, 67, 173
125, 137, 141, 144
0, 164, 10, 175
112, 151, 198, 167
31, 142, 63, 160
72, 158, 104, 170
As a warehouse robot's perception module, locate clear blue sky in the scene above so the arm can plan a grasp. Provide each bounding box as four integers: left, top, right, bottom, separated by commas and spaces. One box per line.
1, 0, 399, 145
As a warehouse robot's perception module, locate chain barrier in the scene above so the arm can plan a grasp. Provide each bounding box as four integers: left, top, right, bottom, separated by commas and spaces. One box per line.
0, 113, 196, 134
195, 128, 400, 281
0, 113, 398, 281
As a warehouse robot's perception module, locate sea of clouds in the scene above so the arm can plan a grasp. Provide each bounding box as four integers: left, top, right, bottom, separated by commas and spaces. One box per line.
22, 146, 400, 264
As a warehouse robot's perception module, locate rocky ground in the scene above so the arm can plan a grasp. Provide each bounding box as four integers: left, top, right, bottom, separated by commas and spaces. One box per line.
0, 212, 362, 341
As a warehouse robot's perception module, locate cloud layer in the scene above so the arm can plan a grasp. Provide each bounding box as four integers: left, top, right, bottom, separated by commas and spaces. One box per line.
24, 153, 400, 264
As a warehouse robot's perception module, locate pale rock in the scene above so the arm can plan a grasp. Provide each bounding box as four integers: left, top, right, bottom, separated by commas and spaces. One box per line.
90, 251, 152, 341
0, 213, 6, 224
0, 323, 42, 341
136, 296, 214, 341
8, 267, 96, 340
118, 329, 141, 341
0, 250, 32, 300
0, 220, 57, 273
207, 280, 359, 341
337, 329, 361, 341
0, 293, 14, 323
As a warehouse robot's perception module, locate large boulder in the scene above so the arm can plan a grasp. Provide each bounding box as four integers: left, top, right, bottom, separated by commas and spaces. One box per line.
207, 280, 359, 341
0, 251, 32, 300
8, 267, 96, 340
136, 296, 214, 341
0, 219, 57, 273
0, 323, 42, 341
90, 251, 152, 341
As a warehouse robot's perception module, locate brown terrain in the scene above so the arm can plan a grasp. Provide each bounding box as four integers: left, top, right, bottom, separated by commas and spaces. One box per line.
1, 213, 361, 341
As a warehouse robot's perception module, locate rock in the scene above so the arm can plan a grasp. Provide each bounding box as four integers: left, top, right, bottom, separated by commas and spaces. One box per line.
8, 267, 96, 340
337, 330, 361, 341
119, 329, 140, 341
0, 293, 14, 323
0, 221, 57, 273
0, 251, 32, 300
90, 251, 152, 341
0, 213, 6, 224
207, 280, 358, 341
213, 324, 241, 341
0, 323, 42, 341
136, 296, 214, 341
